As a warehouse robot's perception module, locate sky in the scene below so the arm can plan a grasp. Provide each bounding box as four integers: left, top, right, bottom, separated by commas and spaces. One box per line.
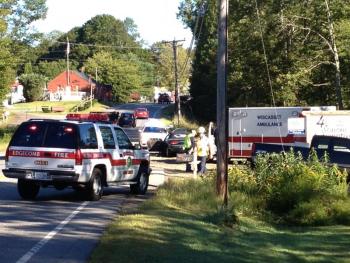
32, 0, 193, 47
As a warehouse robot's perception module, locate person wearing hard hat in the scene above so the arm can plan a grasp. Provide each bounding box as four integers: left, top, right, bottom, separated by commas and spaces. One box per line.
196, 126, 209, 175
184, 129, 197, 172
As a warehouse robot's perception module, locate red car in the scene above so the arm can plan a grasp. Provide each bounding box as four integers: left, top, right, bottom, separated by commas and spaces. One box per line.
134, 108, 149, 119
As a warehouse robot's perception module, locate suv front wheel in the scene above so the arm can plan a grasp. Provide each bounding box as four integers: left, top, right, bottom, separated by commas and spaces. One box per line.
130, 167, 149, 195
86, 168, 103, 201
17, 179, 40, 200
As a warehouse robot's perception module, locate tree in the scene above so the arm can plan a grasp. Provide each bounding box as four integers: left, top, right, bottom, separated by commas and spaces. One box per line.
123, 17, 141, 42
85, 51, 142, 103
3, 0, 48, 42
0, 0, 47, 101
178, 0, 350, 121
151, 42, 191, 92
19, 73, 46, 101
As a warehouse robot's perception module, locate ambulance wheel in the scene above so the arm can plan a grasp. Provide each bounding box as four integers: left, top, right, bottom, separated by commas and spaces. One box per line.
17, 179, 40, 200
130, 168, 149, 195
86, 168, 103, 201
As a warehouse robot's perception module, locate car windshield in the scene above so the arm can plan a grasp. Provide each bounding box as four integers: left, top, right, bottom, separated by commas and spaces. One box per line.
144, 127, 166, 133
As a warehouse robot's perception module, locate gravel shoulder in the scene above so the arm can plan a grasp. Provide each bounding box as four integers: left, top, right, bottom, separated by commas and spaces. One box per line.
150, 154, 216, 179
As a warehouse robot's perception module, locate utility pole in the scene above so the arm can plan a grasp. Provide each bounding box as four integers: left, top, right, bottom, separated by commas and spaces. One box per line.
217, 0, 228, 205
66, 37, 70, 88
162, 39, 185, 125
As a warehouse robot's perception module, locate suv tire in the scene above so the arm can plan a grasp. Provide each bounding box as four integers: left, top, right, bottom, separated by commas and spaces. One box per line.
17, 179, 40, 200
130, 167, 149, 195
86, 168, 103, 201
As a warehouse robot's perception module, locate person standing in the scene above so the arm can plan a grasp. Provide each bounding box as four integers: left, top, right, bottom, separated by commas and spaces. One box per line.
184, 129, 196, 172
196, 126, 209, 175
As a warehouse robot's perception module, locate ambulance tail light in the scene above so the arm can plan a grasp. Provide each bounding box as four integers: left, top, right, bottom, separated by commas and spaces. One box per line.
5, 146, 9, 162
75, 148, 83, 165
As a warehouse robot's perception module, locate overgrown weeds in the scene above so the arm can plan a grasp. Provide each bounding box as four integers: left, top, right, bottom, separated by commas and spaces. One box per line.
146, 173, 237, 227
231, 150, 350, 226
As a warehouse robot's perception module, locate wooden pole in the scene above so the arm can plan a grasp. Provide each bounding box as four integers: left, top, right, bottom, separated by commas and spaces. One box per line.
217, 0, 228, 205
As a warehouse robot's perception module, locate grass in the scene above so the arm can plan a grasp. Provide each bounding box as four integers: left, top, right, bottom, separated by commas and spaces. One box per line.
89, 178, 350, 263
159, 103, 200, 130
8, 100, 110, 113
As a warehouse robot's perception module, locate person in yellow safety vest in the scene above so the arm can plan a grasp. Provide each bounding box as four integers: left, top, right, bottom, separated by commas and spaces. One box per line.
184, 129, 196, 172
196, 126, 209, 175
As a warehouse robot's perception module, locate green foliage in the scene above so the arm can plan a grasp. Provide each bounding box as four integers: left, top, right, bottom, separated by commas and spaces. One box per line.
253, 151, 349, 225
35, 60, 75, 80
178, 0, 350, 120
0, 39, 15, 101
153, 174, 237, 227
151, 42, 191, 91
19, 73, 46, 102
3, 0, 48, 42
85, 51, 142, 103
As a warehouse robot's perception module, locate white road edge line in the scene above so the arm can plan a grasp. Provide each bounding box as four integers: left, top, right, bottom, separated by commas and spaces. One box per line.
16, 201, 89, 263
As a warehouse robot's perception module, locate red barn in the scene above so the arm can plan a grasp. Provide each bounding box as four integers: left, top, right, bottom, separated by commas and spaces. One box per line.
47, 70, 94, 94
47, 70, 111, 101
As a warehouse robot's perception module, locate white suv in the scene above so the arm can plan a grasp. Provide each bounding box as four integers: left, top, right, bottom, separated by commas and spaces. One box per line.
2, 118, 151, 201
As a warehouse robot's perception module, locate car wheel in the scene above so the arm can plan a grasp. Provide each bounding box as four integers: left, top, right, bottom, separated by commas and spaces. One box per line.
17, 179, 40, 200
130, 167, 149, 195
166, 147, 171, 157
86, 168, 103, 201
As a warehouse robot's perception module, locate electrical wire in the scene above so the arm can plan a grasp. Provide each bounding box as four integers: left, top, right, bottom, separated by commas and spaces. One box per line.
254, 0, 285, 148
178, 0, 208, 90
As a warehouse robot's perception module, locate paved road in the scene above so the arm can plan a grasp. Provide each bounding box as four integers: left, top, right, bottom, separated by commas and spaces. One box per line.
0, 175, 154, 263
112, 102, 169, 119
113, 103, 171, 143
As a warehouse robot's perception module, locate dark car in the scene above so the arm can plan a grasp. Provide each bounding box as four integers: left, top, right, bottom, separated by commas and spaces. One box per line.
118, 112, 136, 128
158, 93, 171, 104
161, 128, 189, 157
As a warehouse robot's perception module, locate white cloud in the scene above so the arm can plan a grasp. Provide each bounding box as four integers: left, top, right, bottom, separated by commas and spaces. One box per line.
32, 0, 193, 47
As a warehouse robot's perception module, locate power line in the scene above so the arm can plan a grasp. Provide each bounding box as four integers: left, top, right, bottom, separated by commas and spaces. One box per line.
53, 40, 146, 50
178, 0, 208, 88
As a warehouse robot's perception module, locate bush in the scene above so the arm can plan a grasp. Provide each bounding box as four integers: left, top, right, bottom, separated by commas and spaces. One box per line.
19, 73, 46, 102
253, 150, 349, 225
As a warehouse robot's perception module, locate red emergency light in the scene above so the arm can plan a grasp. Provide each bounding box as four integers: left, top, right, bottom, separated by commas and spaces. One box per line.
66, 113, 109, 122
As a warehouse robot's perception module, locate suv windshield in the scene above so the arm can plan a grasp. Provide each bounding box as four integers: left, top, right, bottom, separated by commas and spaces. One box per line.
10, 122, 78, 149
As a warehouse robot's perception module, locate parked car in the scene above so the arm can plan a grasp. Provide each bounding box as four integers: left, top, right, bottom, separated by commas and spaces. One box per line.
140, 122, 168, 150
118, 112, 136, 128
160, 128, 189, 156
252, 135, 350, 175
134, 108, 149, 119
158, 93, 171, 104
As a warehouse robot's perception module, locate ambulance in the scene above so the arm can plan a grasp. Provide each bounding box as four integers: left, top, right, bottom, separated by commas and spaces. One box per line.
228, 106, 337, 159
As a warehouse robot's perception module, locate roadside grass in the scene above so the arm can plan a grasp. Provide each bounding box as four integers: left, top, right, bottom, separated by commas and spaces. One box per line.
90, 176, 350, 263
0, 125, 17, 152
8, 100, 109, 113
159, 103, 199, 130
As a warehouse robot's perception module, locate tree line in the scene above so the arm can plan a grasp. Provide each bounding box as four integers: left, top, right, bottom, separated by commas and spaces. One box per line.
0, 0, 191, 103
178, 0, 350, 121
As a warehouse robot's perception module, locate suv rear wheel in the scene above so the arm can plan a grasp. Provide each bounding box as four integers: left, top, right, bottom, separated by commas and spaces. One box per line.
130, 167, 149, 195
17, 179, 40, 200
86, 168, 103, 201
